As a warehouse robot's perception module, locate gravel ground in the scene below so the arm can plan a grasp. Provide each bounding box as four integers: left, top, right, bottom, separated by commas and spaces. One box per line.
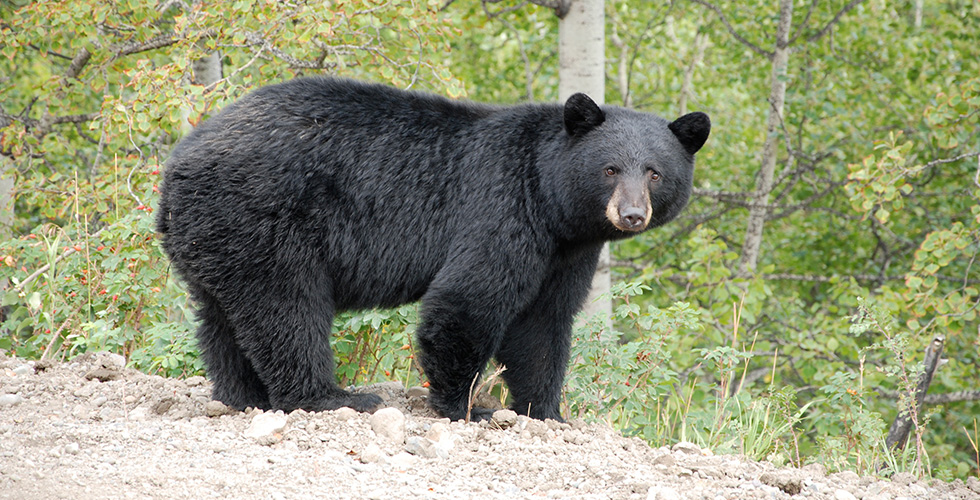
1, 352, 979, 500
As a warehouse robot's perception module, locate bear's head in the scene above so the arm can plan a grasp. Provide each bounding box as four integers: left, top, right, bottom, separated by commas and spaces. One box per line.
558, 93, 710, 241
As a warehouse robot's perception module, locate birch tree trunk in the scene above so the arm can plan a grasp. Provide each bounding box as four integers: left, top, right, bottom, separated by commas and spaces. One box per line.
737, 0, 793, 276
559, 0, 609, 323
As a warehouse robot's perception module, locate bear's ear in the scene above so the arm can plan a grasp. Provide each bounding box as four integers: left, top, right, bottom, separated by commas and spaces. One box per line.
564, 93, 605, 137
668, 112, 711, 155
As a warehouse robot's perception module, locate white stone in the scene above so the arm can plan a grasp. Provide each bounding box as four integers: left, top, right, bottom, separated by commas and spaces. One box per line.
834, 489, 858, 500
369, 407, 405, 444
646, 485, 682, 500
334, 407, 358, 421
490, 409, 518, 429
671, 441, 702, 455
0, 394, 23, 406
360, 443, 382, 464
243, 411, 288, 445
387, 451, 418, 470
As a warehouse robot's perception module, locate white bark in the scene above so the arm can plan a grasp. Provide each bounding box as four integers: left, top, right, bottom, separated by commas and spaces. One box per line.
737, 0, 793, 276
0, 168, 12, 239
559, 0, 609, 323
181, 50, 223, 136
678, 31, 708, 116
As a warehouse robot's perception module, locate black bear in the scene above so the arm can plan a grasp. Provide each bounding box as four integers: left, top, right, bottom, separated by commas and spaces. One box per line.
157, 77, 709, 421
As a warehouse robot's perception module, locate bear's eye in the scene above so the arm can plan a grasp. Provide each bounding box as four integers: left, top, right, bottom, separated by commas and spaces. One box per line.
604, 167, 617, 176
649, 170, 662, 182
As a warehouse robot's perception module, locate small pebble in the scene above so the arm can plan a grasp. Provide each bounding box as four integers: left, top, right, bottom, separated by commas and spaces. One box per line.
0, 394, 24, 407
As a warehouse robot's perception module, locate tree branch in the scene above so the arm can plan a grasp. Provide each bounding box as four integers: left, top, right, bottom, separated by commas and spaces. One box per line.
65, 48, 92, 80
885, 335, 945, 451
807, 0, 865, 43
688, 0, 773, 59
787, 0, 818, 46
878, 388, 980, 405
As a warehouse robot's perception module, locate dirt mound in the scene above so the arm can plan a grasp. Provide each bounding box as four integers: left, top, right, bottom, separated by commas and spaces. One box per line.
1, 353, 977, 500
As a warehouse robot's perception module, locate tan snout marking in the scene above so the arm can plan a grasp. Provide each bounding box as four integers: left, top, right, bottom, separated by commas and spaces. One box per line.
605, 185, 652, 232
605, 186, 623, 229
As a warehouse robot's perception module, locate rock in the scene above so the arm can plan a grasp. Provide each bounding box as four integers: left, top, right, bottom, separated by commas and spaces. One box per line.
405, 436, 438, 458
562, 429, 588, 445
360, 443, 382, 464
967, 476, 980, 494
671, 441, 702, 455
830, 470, 860, 484
545, 419, 567, 431
406, 386, 429, 398
405, 424, 453, 460
184, 376, 206, 387
908, 483, 928, 496
94, 352, 127, 370
953, 487, 979, 499
524, 420, 549, 439
84, 368, 122, 382
472, 392, 501, 412
651, 453, 675, 467
890, 472, 915, 486
11, 364, 32, 376
646, 485, 682, 500
369, 407, 406, 444
834, 489, 858, 500
243, 411, 288, 446
760, 470, 805, 495
334, 407, 359, 421
0, 394, 24, 407
73, 383, 97, 398
426, 422, 450, 441
490, 409, 518, 429
205, 400, 237, 417
151, 396, 177, 415
802, 463, 827, 477
127, 406, 150, 421
387, 451, 418, 470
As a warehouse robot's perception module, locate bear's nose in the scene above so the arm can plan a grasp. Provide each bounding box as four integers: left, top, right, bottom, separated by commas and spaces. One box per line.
621, 208, 646, 230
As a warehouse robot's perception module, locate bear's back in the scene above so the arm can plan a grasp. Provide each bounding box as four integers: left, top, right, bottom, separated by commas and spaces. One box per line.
157, 78, 552, 309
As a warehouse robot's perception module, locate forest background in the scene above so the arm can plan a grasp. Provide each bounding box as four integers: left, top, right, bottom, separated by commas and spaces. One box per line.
1, 0, 978, 482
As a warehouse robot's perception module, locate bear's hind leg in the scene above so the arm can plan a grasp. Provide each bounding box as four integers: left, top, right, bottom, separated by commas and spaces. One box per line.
193, 288, 270, 411
233, 284, 382, 414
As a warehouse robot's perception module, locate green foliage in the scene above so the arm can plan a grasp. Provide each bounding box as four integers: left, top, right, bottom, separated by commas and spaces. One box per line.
0, 0, 460, 375
565, 283, 697, 441
332, 305, 420, 388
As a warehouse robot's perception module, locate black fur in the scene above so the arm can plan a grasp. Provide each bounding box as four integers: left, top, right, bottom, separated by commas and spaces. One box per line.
157, 77, 709, 421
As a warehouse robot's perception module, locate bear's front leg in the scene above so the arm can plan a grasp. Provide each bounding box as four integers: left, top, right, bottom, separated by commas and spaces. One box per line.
496, 243, 602, 421
415, 244, 542, 422
416, 296, 510, 422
